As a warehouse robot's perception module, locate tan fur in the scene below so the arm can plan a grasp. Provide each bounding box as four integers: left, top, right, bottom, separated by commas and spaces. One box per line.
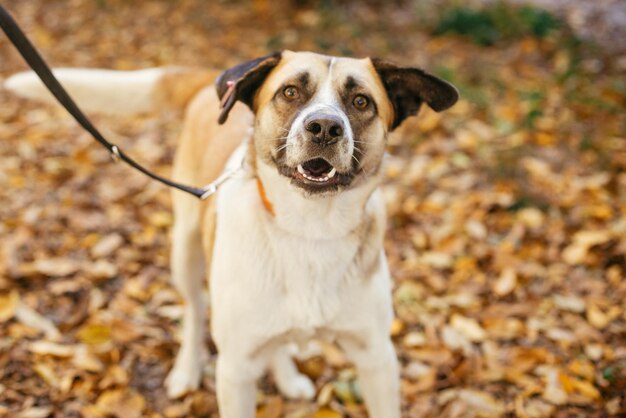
172, 89, 252, 294
154, 68, 220, 110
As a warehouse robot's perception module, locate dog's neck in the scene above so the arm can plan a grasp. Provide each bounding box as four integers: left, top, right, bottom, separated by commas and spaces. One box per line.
255, 159, 381, 240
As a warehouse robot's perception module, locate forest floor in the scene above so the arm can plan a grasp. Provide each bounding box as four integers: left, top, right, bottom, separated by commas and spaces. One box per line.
0, 1, 625, 417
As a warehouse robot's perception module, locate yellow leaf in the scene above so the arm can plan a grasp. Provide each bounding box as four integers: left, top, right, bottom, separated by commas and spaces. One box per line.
570, 377, 601, 400
33, 363, 60, 388
77, 324, 112, 345
389, 317, 404, 337
313, 408, 342, 418
535, 131, 556, 146
95, 389, 145, 418
149, 211, 173, 227
517, 207, 544, 229
587, 304, 610, 329
0, 290, 19, 322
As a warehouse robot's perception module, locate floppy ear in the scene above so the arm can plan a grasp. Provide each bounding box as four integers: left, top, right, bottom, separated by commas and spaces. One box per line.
215, 52, 282, 124
371, 58, 459, 130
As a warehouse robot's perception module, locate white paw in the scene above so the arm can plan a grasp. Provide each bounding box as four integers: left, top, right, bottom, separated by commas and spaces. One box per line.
277, 374, 316, 400
165, 355, 203, 399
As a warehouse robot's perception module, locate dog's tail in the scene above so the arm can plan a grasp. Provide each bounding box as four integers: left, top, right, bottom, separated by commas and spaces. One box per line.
3, 67, 218, 116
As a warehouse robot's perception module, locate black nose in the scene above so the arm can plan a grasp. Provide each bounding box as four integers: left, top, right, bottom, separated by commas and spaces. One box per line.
304, 113, 345, 146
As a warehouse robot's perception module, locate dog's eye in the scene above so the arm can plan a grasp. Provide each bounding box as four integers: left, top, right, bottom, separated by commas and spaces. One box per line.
353, 95, 369, 110
283, 86, 300, 100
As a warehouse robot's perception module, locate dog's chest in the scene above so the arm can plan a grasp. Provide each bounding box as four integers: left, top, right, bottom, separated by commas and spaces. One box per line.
211, 177, 370, 331
266, 225, 360, 326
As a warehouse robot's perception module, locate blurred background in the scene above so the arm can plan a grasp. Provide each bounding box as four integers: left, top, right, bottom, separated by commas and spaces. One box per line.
0, 1, 624, 417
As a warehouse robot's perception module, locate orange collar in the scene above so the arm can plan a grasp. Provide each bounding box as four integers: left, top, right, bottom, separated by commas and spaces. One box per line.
256, 178, 275, 216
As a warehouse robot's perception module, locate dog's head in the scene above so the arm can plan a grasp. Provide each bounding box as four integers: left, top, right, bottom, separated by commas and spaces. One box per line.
216, 51, 458, 195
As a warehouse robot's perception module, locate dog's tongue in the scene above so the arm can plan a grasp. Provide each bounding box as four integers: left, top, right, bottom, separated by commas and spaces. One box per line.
303, 158, 332, 176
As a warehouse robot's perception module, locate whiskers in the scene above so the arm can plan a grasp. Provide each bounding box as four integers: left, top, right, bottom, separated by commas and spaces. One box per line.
351, 143, 372, 180
275, 142, 292, 154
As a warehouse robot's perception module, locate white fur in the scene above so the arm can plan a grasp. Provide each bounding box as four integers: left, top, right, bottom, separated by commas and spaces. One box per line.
3, 68, 167, 115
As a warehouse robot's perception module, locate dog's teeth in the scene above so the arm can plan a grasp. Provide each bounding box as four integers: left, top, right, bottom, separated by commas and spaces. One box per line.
297, 165, 335, 183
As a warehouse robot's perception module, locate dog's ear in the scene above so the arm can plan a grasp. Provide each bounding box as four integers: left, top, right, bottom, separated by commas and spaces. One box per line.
371, 58, 459, 130
216, 52, 282, 124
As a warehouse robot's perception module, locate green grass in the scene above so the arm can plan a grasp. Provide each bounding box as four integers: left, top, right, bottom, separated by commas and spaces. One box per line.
433, 2, 561, 45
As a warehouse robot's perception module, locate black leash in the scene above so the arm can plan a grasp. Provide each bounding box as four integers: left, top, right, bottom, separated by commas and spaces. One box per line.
0, 4, 214, 199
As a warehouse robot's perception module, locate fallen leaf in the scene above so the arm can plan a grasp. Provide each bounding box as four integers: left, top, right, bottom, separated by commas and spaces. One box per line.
0, 290, 19, 322
493, 268, 517, 296
18, 407, 53, 418
458, 389, 505, 416
553, 294, 586, 313
312, 408, 342, 418
33, 257, 81, 277
91, 233, 124, 258
77, 324, 112, 345
15, 302, 61, 340
450, 314, 487, 342
94, 389, 146, 418
586, 304, 610, 329
29, 341, 74, 357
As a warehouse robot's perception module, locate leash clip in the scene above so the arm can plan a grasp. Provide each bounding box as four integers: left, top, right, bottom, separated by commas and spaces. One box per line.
199, 166, 242, 200
110, 145, 121, 163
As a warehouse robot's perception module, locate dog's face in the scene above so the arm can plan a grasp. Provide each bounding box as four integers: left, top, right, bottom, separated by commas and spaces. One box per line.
216, 51, 458, 195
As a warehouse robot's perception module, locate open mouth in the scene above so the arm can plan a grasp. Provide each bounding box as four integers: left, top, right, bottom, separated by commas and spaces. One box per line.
294, 158, 337, 184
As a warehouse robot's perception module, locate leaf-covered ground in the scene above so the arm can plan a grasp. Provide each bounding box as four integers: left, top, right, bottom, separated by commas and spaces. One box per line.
0, 1, 625, 417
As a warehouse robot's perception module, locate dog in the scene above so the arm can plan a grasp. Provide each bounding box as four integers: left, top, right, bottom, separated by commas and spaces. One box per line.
5, 50, 458, 417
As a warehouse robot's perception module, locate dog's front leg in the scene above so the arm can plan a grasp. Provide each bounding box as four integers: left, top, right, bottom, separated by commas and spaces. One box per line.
341, 337, 401, 418
166, 196, 207, 398
215, 355, 259, 418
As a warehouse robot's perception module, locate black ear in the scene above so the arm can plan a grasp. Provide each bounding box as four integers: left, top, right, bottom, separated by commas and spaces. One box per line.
215, 52, 282, 124
371, 58, 459, 130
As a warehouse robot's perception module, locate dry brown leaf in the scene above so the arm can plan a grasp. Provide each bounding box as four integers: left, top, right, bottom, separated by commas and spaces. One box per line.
72, 345, 104, 372
458, 389, 506, 416
450, 314, 487, 342
0, 290, 19, 322
540, 368, 568, 405
493, 267, 517, 296
33, 257, 81, 277
17, 407, 53, 418
94, 389, 146, 418
15, 302, 61, 340
33, 362, 60, 388
29, 341, 74, 357
91, 233, 124, 258
403, 331, 426, 348
257, 396, 283, 418
586, 304, 610, 329
553, 294, 586, 313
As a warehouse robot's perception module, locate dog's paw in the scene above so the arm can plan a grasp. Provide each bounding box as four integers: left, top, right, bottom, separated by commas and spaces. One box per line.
165, 358, 202, 399
276, 374, 316, 400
